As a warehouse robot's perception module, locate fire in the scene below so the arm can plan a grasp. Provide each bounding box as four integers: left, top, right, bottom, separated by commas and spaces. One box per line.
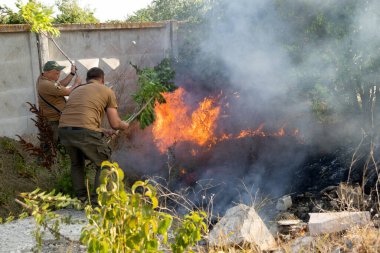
152, 87, 300, 153
236, 124, 266, 139
152, 87, 221, 153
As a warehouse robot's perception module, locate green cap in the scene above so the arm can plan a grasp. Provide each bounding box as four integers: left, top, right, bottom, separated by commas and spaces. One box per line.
43, 61, 65, 71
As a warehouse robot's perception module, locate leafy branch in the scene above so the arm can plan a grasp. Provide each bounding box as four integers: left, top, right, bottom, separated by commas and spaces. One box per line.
131, 58, 177, 129
17, 0, 75, 64
16, 0, 59, 37
16, 188, 82, 251
16, 102, 57, 170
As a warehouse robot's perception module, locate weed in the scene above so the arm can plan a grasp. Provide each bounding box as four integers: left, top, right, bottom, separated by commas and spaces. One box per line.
17, 102, 57, 170
17, 188, 82, 251
0, 138, 18, 154
54, 169, 73, 196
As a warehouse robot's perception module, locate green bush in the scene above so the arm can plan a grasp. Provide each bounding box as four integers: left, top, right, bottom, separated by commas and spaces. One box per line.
81, 161, 207, 252
18, 161, 207, 252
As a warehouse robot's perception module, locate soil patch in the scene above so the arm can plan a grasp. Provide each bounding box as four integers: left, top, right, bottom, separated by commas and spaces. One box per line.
0, 136, 69, 220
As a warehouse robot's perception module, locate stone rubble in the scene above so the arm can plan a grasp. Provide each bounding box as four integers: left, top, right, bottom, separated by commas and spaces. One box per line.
308, 211, 372, 235
208, 204, 278, 251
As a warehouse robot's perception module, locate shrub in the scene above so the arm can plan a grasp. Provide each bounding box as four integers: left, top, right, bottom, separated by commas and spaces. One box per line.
81, 161, 207, 252
18, 161, 207, 252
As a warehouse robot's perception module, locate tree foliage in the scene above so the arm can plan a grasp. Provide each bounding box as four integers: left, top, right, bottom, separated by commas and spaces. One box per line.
126, 0, 211, 22
17, 0, 59, 36
0, 4, 25, 24
0, 0, 98, 25
173, 0, 380, 132
273, 0, 380, 130
54, 0, 98, 24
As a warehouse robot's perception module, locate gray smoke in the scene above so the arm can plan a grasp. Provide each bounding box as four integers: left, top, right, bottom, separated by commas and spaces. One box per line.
115, 0, 379, 215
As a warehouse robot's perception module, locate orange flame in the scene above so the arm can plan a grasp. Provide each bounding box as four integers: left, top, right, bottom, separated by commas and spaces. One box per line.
152, 88, 300, 153
152, 87, 221, 152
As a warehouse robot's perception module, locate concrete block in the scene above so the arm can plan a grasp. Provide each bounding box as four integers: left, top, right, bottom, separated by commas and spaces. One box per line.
308, 211, 371, 235
208, 204, 277, 251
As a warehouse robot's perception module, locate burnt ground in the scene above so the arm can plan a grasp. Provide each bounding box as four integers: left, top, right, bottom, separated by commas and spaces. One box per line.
2, 131, 376, 219
1, 134, 379, 251
116, 127, 378, 221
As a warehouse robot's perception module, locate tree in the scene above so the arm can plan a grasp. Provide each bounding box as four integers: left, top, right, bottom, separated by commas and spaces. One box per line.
17, 0, 59, 36
0, 0, 98, 25
0, 5, 25, 24
126, 0, 211, 22
274, 0, 380, 131
54, 0, 98, 24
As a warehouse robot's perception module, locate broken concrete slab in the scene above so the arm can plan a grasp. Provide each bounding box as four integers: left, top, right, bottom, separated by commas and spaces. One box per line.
308, 211, 371, 235
277, 219, 307, 236
208, 204, 277, 251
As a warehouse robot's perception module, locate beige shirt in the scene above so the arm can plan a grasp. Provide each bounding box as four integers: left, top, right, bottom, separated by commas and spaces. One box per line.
36, 75, 67, 121
58, 79, 118, 132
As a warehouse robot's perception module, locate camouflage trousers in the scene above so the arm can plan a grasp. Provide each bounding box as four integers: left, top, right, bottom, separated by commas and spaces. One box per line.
48, 120, 59, 145
58, 127, 112, 199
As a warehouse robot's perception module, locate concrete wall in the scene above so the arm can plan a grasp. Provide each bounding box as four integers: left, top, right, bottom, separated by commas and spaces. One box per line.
0, 27, 40, 137
0, 22, 178, 138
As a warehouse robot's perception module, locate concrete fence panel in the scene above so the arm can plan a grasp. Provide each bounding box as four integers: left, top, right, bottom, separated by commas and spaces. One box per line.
0, 21, 178, 138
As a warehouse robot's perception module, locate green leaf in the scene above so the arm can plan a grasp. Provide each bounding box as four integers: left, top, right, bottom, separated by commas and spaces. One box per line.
131, 180, 145, 193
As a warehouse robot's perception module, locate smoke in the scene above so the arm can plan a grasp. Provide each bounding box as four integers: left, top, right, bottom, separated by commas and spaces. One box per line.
115, 0, 380, 215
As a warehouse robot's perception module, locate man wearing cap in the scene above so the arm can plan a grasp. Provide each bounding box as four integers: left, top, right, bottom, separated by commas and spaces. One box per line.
36, 61, 81, 145
58, 67, 129, 203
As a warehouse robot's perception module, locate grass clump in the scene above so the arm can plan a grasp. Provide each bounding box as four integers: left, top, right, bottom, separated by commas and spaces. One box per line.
0, 136, 73, 220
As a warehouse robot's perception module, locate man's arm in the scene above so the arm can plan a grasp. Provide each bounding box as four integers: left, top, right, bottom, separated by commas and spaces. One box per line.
106, 107, 129, 130
60, 75, 82, 96
60, 65, 77, 87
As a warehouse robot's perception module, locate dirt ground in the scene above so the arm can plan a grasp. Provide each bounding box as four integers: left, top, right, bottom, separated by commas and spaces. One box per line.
0, 136, 70, 220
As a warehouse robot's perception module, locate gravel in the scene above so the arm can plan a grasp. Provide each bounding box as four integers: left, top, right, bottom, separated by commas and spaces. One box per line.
0, 209, 87, 253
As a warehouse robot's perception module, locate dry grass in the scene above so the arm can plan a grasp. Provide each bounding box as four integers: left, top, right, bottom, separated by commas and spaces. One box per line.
186, 181, 380, 253
188, 225, 380, 253
278, 225, 380, 253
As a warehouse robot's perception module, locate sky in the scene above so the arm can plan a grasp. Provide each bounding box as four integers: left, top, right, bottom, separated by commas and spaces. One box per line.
0, 0, 153, 21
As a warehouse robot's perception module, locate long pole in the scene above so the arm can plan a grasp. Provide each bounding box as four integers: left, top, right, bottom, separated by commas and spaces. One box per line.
107, 97, 155, 143
41, 31, 75, 67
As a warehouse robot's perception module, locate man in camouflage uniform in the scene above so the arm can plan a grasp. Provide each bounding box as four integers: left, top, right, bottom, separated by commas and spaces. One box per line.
36, 60, 81, 144
58, 67, 129, 202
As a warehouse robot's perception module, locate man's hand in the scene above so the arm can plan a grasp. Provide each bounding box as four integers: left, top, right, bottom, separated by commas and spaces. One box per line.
70, 64, 77, 75
120, 121, 129, 130
102, 128, 117, 137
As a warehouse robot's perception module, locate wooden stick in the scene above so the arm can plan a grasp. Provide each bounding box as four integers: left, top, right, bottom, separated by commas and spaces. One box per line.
127, 96, 154, 124
107, 97, 155, 144
41, 31, 74, 65
15, 198, 29, 210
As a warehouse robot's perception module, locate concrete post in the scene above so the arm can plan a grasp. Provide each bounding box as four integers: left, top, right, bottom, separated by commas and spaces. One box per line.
164, 21, 179, 59
38, 33, 50, 70
170, 21, 178, 59
28, 32, 41, 106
